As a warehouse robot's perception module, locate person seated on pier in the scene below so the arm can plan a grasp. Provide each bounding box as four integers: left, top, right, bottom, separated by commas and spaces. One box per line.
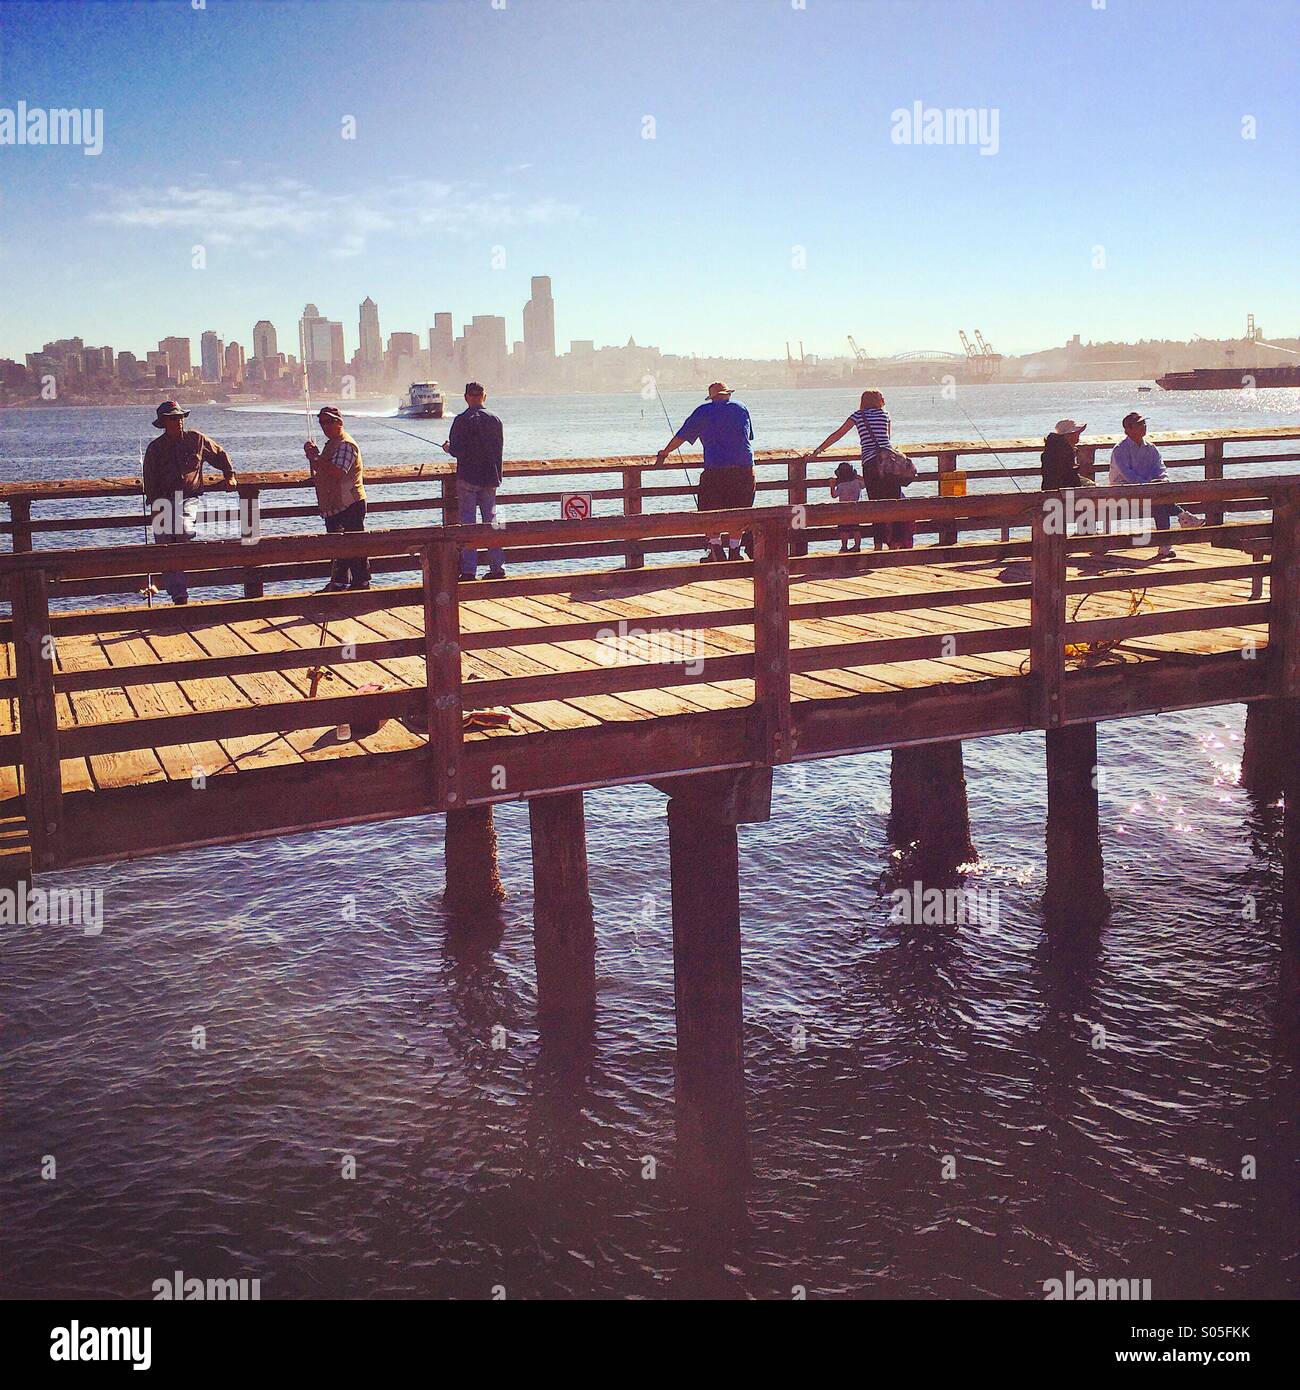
142, 400, 238, 606
1039, 418, 1091, 491
304, 406, 370, 592
1109, 411, 1177, 561
654, 381, 756, 563
806, 389, 913, 550
441, 382, 506, 581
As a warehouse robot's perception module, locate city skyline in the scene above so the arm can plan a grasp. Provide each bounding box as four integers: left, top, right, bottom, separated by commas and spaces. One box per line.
0, 0, 1295, 364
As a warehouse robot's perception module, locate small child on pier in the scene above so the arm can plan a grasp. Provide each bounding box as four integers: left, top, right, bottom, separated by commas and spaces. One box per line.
831, 459, 864, 552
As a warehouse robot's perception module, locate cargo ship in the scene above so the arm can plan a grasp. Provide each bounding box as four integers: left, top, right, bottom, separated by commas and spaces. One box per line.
1156, 365, 1300, 390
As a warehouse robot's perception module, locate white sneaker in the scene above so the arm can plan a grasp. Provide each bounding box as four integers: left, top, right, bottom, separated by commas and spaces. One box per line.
1156, 546, 1177, 561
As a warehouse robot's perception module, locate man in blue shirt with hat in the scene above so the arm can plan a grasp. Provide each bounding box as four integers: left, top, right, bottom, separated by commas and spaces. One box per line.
655, 381, 756, 562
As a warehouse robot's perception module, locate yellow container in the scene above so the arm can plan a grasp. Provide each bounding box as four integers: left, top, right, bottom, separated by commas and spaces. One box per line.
939, 470, 967, 497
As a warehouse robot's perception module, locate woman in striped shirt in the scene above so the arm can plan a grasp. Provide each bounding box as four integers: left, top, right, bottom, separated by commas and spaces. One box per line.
806, 389, 914, 549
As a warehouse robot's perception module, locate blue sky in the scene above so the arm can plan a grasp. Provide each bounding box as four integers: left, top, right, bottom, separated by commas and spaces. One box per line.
0, 0, 1296, 362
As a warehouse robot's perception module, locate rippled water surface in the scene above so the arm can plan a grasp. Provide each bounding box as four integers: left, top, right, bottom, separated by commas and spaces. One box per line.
3, 386, 1298, 1298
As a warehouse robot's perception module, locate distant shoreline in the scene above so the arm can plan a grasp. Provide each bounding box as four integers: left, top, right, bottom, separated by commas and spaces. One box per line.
0, 377, 1179, 414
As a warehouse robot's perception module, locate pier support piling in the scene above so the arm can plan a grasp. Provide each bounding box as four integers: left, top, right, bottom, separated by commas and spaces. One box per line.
1241, 700, 1290, 800
889, 739, 976, 873
667, 796, 748, 1189
528, 791, 596, 1018
1044, 723, 1108, 928
443, 805, 505, 913
1274, 700, 1300, 1030
658, 767, 771, 1192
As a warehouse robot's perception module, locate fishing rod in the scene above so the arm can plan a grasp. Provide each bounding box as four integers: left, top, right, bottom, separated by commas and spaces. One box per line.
364, 415, 443, 447
656, 383, 695, 503
301, 355, 314, 445
138, 441, 155, 608
359, 414, 450, 477
307, 616, 333, 699
954, 402, 1026, 494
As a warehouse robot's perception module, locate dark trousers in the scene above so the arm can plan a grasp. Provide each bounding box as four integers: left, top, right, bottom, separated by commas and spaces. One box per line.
697, 465, 756, 549
325, 500, 370, 588
864, 468, 914, 549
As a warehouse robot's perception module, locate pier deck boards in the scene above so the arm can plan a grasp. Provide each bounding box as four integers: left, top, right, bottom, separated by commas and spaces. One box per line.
0, 461, 1292, 874
0, 539, 1266, 806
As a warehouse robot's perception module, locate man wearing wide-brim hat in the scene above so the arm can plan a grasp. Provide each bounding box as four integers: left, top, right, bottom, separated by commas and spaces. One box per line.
142, 400, 238, 605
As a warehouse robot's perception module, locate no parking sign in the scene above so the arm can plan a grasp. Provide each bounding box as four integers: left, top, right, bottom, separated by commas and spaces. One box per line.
561, 492, 593, 521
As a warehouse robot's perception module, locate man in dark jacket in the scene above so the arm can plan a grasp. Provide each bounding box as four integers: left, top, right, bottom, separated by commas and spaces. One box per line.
442, 381, 505, 580
142, 399, 238, 604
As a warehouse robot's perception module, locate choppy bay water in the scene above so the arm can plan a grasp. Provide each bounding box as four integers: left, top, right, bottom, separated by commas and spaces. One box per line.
2, 384, 1298, 1299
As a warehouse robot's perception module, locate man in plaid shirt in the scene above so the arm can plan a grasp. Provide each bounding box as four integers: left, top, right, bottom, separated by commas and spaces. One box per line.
304, 406, 369, 591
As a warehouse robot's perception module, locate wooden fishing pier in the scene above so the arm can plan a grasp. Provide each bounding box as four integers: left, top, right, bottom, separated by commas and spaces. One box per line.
3, 426, 1298, 1187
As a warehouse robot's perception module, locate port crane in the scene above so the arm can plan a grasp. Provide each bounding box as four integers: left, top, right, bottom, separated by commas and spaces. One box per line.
847, 336, 869, 364
958, 329, 1002, 379
1244, 314, 1299, 355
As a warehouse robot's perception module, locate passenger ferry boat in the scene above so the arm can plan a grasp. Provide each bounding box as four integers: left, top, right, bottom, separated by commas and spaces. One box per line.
398, 381, 445, 418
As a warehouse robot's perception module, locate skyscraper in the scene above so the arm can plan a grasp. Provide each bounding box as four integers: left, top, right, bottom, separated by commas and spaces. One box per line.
522, 275, 556, 371
359, 297, 382, 377
200, 330, 223, 383
428, 313, 454, 374
299, 303, 344, 378
465, 315, 509, 386
223, 341, 245, 384
158, 336, 192, 383
252, 320, 277, 360
329, 322, 345, 379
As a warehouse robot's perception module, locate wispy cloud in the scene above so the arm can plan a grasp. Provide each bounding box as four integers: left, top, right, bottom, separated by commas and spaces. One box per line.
92, 176, 581, 256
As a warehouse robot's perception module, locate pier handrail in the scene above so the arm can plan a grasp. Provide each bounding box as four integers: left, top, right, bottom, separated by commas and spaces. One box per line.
3, 424, 1299, 503
3, 427, 1298, 578
2, 472, 1295, 870
0, 474, 1285, 579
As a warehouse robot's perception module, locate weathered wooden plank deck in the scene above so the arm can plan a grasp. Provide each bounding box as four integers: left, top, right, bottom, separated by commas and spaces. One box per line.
0, 537, 1271, 797
0, 453, 1293, 875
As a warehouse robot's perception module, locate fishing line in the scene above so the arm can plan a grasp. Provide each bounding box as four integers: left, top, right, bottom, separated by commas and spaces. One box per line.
365, 416, 444, 447
652, 383, 699, 504
358, 414, 450, 477
954, 402, 1026, 494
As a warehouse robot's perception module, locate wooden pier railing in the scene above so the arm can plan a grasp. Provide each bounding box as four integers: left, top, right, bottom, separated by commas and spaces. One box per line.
0, 471, 1294, 872
2, 426, 1297, 599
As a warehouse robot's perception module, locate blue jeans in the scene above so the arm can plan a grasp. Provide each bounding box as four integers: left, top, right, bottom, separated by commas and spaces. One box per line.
151, 494, 200, 601
457, 482, 504, 575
